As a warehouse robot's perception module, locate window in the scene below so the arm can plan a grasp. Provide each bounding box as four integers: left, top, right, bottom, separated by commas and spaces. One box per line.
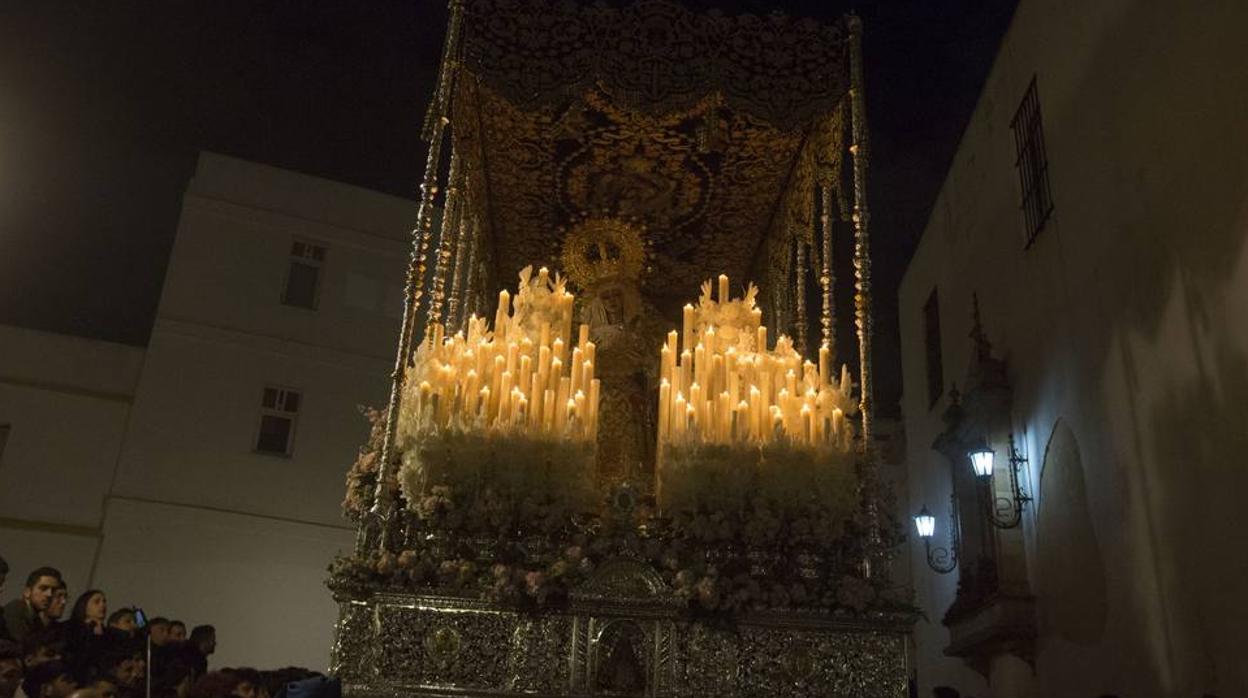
255, 386, 301, 456
1011, 77, 1054, 246
282, 240, 326, 309
924, 288, 944, 408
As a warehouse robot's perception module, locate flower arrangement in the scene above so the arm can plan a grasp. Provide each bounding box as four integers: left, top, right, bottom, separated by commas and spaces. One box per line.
341, 405, 388, 520
658, 440, 857, 523
328, 500, 912, 615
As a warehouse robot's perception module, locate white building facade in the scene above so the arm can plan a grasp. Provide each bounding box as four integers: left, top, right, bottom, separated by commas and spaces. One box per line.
2, 152, 414, 670
898, 0, 1248, 696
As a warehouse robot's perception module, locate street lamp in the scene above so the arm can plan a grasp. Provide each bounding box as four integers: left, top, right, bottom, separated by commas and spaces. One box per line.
968, 433, 1032, 529
913, 498, 959, 574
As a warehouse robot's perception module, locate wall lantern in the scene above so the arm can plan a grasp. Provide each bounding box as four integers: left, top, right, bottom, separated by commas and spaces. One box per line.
968, 442, 995, 478
969, 433, 1033, 529
913, 507, 936, 539
913, 499, 959, 574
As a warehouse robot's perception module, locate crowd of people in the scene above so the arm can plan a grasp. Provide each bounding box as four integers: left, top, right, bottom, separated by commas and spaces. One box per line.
0, 558, 330, 698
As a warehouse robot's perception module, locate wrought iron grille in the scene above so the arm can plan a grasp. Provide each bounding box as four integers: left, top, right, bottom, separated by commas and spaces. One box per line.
1011, 77, 1054, 246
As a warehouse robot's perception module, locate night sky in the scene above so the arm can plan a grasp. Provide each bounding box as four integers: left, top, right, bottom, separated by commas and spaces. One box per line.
0, 0, 1016, 416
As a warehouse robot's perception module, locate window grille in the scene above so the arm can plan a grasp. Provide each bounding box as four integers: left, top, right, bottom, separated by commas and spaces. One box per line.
1011, 77, 1054, 246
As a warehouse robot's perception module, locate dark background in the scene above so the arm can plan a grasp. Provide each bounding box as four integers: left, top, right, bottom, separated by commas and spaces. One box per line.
0, 0, 1017, 416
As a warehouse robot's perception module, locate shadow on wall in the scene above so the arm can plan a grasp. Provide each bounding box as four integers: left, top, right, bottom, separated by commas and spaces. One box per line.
1048, 0, 1248, 694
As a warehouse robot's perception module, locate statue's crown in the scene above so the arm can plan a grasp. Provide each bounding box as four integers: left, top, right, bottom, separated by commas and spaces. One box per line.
560, 216, 647, 290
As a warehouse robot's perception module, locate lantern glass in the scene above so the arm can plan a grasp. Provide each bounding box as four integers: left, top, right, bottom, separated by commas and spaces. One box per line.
969, 445, 995, 478
913, 508, 936, 539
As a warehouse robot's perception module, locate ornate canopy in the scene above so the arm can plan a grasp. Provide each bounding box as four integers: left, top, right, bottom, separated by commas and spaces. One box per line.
446, 0, 853, 319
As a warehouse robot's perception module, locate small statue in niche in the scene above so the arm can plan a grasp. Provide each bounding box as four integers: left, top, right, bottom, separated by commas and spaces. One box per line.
561, 218, 664, 488
593, 620, 648, 695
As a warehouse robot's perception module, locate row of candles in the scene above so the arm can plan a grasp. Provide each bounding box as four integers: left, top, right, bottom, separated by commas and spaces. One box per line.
657, 274, 854, 450
407, 268, 600, 441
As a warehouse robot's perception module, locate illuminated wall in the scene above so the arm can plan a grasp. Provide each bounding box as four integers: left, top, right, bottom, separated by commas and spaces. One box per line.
1, 152, 415, 670
898, 0, 1248, 696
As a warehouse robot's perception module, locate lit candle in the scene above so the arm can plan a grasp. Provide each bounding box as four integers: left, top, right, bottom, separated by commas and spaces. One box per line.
555, 376, 570, 430
495, 290, 510, 339
529, 372, 543, 426
506, 342, 519, 377
570, 347, 583, 395
478, 386, 490, 422
588, 379, 601, 438
499, 371, 513, 423
465, 369, 479, 418
574, 390, 586, 435
679, 350, 692, 396
682, 304, 695, 354
543, 388, 555, 432
819, 344, 831, 386
718, 273, 730, 303
658, 379, 671, 441
519, 355, 532, 402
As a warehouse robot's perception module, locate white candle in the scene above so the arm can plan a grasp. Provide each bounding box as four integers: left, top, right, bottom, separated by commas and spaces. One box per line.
588, 379, 601, 439
682, 304, 695, 354
658, 379, 671, 441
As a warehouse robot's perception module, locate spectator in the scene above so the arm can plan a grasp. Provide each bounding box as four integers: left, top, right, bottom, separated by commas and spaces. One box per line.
2, 568, 63, 642
96, 650, 143, 698
222, 669, 261, 698
68, 592, 107, 639
185, 628, 215, 678
104, 612, 135, 639
166, 623, 186, 645
46, 586, 68, 626
147, 619, 171, 648
0, 640, 23, 698
21, 627, 66, 669
153, 661, 193, 698
21, 661, 76, 698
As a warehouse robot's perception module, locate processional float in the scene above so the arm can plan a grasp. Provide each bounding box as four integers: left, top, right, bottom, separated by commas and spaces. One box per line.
331, 1, 914, 695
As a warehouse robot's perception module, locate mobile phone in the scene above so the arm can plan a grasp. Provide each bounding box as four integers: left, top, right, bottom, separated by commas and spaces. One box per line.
134, 608, 148, 628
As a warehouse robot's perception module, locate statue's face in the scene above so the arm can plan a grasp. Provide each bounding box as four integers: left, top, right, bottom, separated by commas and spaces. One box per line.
601, 287, 627, 325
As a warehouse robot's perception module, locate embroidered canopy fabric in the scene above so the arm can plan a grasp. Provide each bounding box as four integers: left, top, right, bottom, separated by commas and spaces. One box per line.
449, 0, 853, 312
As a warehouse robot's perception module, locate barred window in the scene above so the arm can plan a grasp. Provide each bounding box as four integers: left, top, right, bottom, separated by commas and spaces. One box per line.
255, 386, 301, 456
923, 288, 944, 408
1011, 77, 1054, 246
